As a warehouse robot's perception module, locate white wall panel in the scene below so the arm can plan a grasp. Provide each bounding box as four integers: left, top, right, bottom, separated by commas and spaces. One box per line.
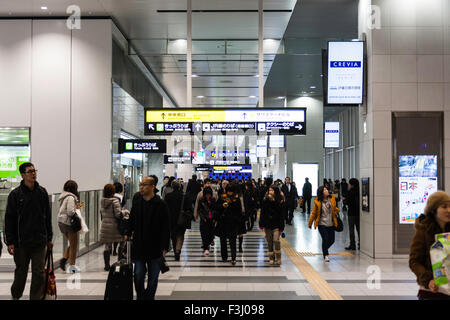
31, 20, 71, 194
71, 20, 112, 191
0, 20, 32, 127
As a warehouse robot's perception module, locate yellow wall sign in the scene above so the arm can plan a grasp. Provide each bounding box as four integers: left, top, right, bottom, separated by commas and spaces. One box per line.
147, 110, 226, 123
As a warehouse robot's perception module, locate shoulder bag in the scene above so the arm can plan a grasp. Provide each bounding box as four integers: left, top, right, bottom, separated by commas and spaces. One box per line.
334, 212, 344, 232
42, 248, 57, 300
64, 197, 82, 233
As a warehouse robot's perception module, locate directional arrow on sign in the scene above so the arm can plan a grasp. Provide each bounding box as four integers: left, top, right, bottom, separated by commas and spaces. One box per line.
243, 113, 247, 120
295, 124, 303, 130
195, 123, 201, 131
161, 113, 166, 119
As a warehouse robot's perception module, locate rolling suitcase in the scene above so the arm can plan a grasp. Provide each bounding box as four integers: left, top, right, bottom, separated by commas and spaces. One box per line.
104, 241, 133, 300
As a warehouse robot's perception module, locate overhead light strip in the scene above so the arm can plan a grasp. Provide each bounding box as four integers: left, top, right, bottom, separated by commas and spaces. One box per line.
157, 10, 292, 13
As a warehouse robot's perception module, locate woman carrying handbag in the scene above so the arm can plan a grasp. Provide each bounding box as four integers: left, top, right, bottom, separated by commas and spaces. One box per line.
57, 180, 83, 273
308, 186, 340, 262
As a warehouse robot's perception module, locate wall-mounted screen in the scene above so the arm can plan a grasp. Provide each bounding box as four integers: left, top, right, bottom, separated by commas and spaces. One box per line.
399, 155, 438, 224
292, 163, 319, 197
191, 151, 206, 165
324, 122, 340, 148
327, 41, 364, 105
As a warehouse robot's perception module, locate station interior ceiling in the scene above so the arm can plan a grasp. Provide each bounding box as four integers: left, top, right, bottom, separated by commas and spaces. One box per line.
0, 0, 359, 122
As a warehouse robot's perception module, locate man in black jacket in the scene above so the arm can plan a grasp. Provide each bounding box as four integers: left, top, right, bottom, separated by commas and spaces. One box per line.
281, 177, 298, 225
302, 178, 312, 214
124, 175, 170, 300
4, 162, 53, 300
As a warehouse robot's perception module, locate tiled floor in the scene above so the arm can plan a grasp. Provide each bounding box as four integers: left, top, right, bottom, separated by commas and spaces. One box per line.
0, 209, 420, 300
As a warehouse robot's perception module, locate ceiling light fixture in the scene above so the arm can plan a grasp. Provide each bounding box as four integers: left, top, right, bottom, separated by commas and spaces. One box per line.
41, 6, 48, 10
196, 95, 204, 98
249, 96, 257, 98
192, 74, 199, 77
310, 86, 316, 89
277, 96, 285, 99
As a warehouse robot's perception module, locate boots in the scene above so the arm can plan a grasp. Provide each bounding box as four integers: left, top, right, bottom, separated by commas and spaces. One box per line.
238, 237, 243, 253
174, 250, 181, 261
103, 251, 110, 271
268, 251, 274, 265
275, 250, 282, 265
60, 258, 68, 271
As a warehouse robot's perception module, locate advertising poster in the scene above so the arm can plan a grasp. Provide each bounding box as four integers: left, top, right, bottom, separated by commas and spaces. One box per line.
324, 122, 340, 148
399, 155, 438, 224
327, 41, 364, 104
0, 146, 30, 179
361, 177, 369, 212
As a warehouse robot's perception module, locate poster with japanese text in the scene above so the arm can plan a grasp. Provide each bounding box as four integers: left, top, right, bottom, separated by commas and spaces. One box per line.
399, 155, 438, 224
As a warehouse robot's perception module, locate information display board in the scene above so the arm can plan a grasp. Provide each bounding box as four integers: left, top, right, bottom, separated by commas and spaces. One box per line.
269, 135, 285, 148
209, 165, 252, 181
399, 155, 438, 224
324, 122, 340, 148
361, 177, 369, 212
327, 41, 364, 105
118, 138, 166, 153
145, 108, 306, 135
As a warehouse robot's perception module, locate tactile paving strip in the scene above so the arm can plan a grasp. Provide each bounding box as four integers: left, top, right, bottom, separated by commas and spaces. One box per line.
281, 238, 343, 300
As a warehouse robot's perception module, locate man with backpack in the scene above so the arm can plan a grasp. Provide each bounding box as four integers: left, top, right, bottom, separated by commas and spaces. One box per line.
4, 162, 53, 300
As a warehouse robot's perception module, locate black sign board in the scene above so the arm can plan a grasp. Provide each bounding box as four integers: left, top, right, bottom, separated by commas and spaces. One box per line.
118, 139, 166, 154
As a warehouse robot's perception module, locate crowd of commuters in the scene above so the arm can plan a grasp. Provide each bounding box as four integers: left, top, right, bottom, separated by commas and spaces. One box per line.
3, 162, 448, 300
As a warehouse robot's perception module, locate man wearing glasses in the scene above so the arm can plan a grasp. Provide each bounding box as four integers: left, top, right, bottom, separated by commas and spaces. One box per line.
125, 175, 170, 300
4, 162, 53, 300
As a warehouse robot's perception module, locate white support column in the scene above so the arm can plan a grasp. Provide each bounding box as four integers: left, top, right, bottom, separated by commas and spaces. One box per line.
258, 0, 264, 108
187, 0, 192, 108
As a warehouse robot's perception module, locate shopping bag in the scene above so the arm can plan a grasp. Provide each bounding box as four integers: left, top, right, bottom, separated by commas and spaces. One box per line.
42, 248, 57, 300
430, 232, 450, 295
76, 209, 89, 235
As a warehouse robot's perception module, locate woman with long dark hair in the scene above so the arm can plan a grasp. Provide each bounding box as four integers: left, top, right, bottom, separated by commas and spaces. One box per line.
100, 184, 123, 271
58, 180, 82, 272
308, 186, 339, 262
344, 178, 360, 250
215, 183, 243, 266
259, 185, 285, 265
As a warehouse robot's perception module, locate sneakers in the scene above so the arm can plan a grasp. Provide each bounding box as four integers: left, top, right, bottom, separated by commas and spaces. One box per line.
269, 259, 274, 265
231, 260, 236, 266
324, 256, 330, 262
68, 265, 81, 273
345, 246, 356, 251
203, 249, 209, 256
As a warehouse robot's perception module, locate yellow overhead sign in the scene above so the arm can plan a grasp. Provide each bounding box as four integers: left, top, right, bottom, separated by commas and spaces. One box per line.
147, 110, 226, 123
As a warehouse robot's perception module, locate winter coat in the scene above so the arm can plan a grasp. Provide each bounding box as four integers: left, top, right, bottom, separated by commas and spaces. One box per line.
128, 193, 170, 261
198, 197, 217, 222
308, 195, 339, 229
243, 190, 258, 218
57, 192, 78, 226
302, 182, 312, 199
281, 184, 298, 209
194, 188, 219, 220
99, 197, 123, 243
214, 194, 243, 238
4, 181, 53, 248
259, 196, 285, 231
409, 214, 450, 291
343, 188, 360, 217
162, 186, 173, 200
166, 190, 193, 232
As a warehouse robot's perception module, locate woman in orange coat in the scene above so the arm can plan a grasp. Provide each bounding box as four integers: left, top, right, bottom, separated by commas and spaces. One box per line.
308, 186, 339, 262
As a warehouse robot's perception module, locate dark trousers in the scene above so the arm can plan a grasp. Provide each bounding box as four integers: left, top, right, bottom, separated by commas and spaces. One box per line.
134, 258, 161, 300
318, 226, 335, 258
348, 216, 360, 247
302, 198, 311, 213
286, 206, 295, 223
220, 235, 237, 261
200, 219, 215, 250
11, 245, 47, 300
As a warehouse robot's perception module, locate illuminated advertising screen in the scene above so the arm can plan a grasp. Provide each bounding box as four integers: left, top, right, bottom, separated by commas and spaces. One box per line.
399, 155, 438, 224
191, 151, 206, 165
145, 108, 306, 135
324, 122, 340, 148
327, 41, 364, 105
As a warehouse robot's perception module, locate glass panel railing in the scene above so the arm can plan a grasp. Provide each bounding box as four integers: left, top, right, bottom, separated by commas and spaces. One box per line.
0, 188, 103, 267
